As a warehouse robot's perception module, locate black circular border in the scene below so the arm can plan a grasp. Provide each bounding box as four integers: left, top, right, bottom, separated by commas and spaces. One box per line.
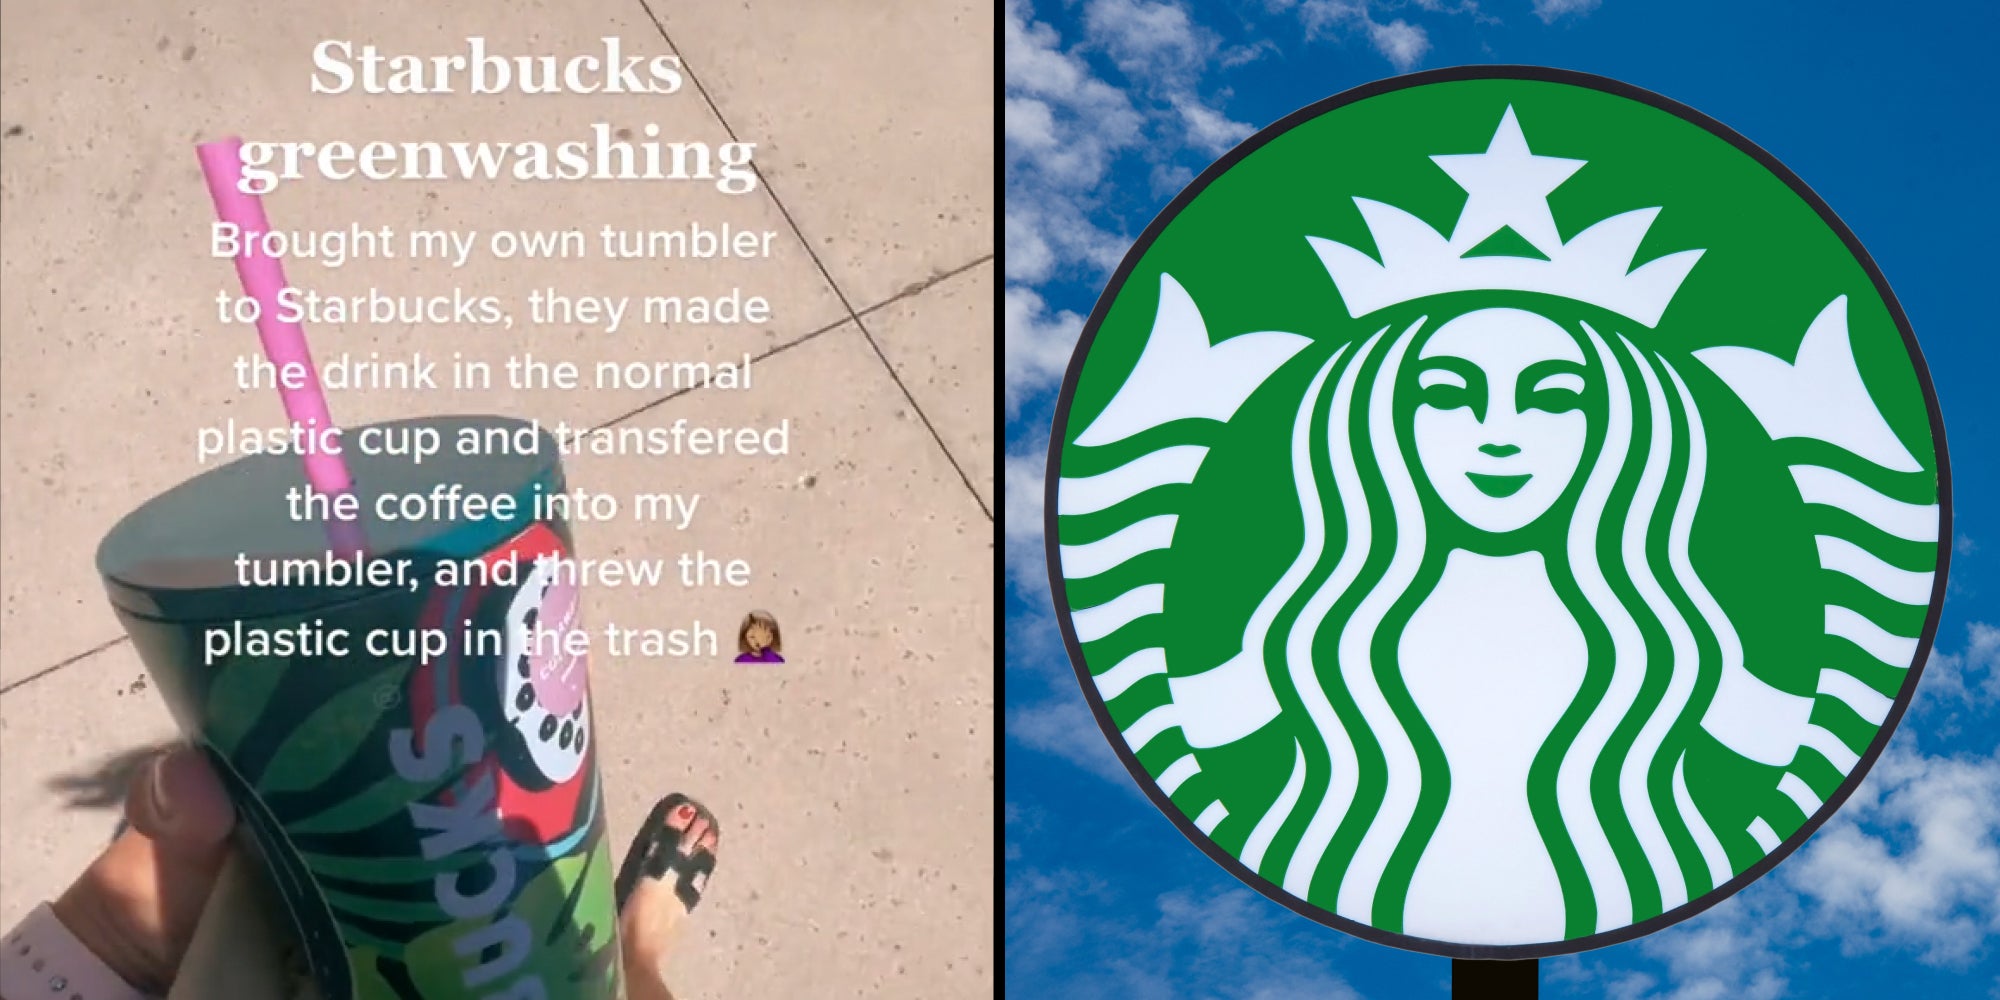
1040, 64, 1953, 960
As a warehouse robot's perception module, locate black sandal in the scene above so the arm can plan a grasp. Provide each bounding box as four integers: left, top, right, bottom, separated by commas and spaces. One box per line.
615, 793, 720, 914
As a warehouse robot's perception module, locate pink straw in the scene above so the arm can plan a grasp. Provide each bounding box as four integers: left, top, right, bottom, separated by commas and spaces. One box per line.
197, 137, 364, 551
197, 138, 353, 494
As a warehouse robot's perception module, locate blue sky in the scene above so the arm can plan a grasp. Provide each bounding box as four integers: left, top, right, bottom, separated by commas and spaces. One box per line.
1003, 1, 1998, 997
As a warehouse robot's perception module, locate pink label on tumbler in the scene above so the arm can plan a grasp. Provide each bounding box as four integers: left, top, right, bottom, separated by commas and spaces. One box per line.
530, 576, 587, 717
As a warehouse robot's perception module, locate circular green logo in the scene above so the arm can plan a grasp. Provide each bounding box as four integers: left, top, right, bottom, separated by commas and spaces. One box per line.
1045, 67, 1949, 957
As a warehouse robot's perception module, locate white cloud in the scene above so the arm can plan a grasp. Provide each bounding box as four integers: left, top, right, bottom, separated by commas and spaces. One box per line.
1552, 845, 1797, 998
1005, 286, 1085, 415
1002, 440, 1056, 609
1367, 18, 1431, 70
1007, 201, 1127, 287
1005, 800, 1035, 861
1007, 1, 1138, 117
1633, 903, 1793, 1000
1412, 0, 1500, 16
1475, 734, 2000, 998
1007, 695, 1136, 788
1973, 623, 2000, 676
1004, 96, 1059, 157
1083, 0, 1212, 87
1005, 0, 1144, 286
1082, 0, 1259, 173
1005, 0, 1255, 288
1007, 868, 1368, 1000
1174, 96, 1258, 154
1003, 448, 1048, 548
1005, 93, 1138, 190
1005, 197, 1125, 287
1238, 980, 1367, 1000
1000, 0, 1255, 496
1297, 0, 1368, 35
1548, 872, 1799, 1000
1006, 867, 1113, 972
1785, 744, 2000, 967
1914, 621, 2000, 726
1918, 645, 1969, 713
1533, 0, 1602, 23
1151, 161, 1198, 197
1292, 0, 1434, 70
1221, 38, 1281, 67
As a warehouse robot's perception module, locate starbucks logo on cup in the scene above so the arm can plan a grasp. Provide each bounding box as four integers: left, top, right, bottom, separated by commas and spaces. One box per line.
1046, 68, 1948, 956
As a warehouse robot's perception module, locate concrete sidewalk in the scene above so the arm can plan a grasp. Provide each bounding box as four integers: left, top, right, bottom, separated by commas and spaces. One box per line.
0, 0, 993, 996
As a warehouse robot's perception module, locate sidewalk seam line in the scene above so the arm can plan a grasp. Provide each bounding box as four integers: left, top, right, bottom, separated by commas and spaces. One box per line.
631, 0, 993, 522
0, 636, 131, 697
581, 252, 988, 434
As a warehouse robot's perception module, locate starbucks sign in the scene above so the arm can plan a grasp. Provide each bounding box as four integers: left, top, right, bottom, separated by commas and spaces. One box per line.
1044, 68, 1949, 957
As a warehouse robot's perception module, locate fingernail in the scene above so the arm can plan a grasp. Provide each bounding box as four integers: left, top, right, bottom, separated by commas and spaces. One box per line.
155, 747, 237, 847
148, 751, 179, 825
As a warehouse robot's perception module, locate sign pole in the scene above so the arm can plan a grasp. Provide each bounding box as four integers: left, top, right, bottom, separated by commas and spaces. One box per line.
1451, 959, 1537, 999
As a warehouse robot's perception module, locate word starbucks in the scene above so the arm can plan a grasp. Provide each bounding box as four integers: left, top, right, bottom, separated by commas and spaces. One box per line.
389, 702, 555, 1000
311, 37, 683, 96
215, 285, 504, 326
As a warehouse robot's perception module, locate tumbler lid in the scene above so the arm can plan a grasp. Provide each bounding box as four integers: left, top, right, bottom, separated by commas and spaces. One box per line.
97, 415, 564, 622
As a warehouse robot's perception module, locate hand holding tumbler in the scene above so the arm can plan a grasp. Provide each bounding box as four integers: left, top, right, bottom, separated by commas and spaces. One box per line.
99, 416, 626, 1000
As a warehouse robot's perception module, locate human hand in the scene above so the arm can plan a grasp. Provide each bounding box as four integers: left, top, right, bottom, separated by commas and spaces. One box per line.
46, 743, 237, 996
13, 746, 716, 1000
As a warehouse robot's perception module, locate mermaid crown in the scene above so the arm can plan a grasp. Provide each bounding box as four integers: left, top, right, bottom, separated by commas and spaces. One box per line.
1308, 106, 1703, 328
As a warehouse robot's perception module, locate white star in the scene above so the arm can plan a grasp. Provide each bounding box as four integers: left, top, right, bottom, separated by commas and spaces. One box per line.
1430, 106, 1584, 257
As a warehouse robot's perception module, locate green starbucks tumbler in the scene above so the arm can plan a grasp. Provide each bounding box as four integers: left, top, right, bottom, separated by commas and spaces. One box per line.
97, 414, 624, 1000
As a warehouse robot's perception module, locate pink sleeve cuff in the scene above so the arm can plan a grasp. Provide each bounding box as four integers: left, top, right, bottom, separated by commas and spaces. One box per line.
0, 904, 154, 1000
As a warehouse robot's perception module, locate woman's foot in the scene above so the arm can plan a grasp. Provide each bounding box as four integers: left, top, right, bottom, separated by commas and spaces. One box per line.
618, 796, 720, 1000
